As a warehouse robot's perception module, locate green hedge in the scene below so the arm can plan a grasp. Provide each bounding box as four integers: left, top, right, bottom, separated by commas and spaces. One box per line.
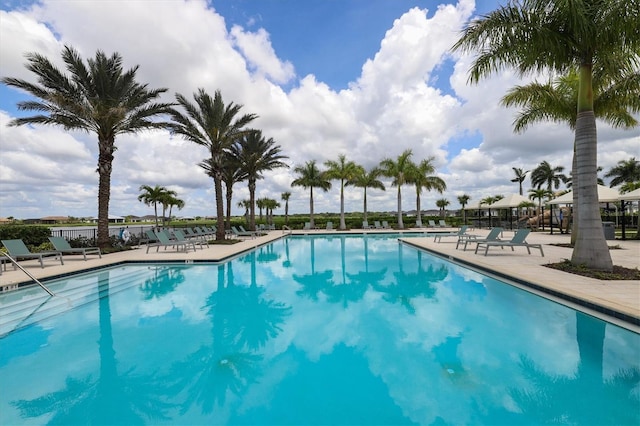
0, 225, 52, 249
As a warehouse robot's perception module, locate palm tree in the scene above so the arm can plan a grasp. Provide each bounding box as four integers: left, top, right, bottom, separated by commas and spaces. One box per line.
2, 46, 174, 248
502, 68, 639, 244
205, 151, 247, 230
138, 185, 170, 229
237, 199, 251, 224
457, 194, 471, 225
170, 89, 257, 241
531, 161, 568, 193
324, 154, 360, 229
291, 160, 331, 228
256, 197, 268, 221
349, 166, 385, 223
281, 192, 291, 225
511, 168, 530, 196
407, 157, 447, 225
436, 198, 450, 219
163, 193, 184, 225
263, 198, 280, 225
157, 188, 178, 226
605, 158, 640, 188
481, 195, 503, 227
452, 0, 639, 271
231, 130, 289, 230
529, 188, 553, 228
380, 149, 414, 229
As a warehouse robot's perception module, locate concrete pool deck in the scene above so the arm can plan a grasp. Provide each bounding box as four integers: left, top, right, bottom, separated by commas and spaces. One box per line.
1, 228, 638, 328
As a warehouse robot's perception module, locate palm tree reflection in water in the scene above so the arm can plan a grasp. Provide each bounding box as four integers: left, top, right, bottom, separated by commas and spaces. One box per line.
166, 261, 291, 415
11, 271, 173, 423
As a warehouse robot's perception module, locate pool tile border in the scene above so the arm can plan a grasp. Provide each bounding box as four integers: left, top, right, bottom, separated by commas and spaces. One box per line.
401, 239, 640, 327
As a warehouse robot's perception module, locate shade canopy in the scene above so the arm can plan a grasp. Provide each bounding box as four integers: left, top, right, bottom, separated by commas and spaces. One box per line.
488, 194, 531, 209
463, 201, 490, 210
618, 188, 640, 201
547, 185, 621, 205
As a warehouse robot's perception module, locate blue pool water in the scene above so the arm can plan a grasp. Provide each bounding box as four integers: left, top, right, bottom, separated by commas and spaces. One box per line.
0, 234, 638, 425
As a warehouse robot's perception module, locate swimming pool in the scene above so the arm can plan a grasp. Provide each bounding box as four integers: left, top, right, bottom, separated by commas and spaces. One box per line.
1, 234, 638, 424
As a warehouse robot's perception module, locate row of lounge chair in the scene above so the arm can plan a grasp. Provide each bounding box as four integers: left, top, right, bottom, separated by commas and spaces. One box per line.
435, 227, 544, 256
362, 220, 391, 229
415, 219, 451, 228
1, 237, 103, 269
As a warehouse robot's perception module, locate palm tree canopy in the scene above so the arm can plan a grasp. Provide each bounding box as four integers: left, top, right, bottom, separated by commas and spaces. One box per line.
457, 194, 471, 207
604, 157, 640, 187
379, 149, 414, 187
502, 69, 640, 132
231, 130, 289, 183
2, 45, 175, 138
170, 89, 257, 164
291, 160, 331, 192
451, 0, 639, 89
407, 157, 447, 194
511, 167, 529, 184
531, 161, 567, 191
324, 154, 360, 183
436, 198, 450, 208
350, 167, 386, 191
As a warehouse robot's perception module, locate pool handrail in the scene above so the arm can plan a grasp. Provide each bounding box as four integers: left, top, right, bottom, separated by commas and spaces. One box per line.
1, 253, 56, 297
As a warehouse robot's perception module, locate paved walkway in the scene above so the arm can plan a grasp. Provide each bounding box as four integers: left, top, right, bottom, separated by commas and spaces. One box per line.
1, 228, 638, 329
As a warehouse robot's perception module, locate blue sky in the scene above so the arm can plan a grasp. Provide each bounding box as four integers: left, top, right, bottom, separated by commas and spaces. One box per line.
0, 0, 636, 220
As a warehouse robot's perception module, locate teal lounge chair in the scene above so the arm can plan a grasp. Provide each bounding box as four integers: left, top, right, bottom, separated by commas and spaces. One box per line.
428, 220, 437, 228
2, 239, 64, 268
240, 225, 266, 236
382, 221, 391, 229
374, 221, 383, 229
457, 227, 502, 250
475, 229, 544, 256
48, 236, 102, 260
174, 230, 209, 249
415, 219, 426, 229
141, 229, 159, 245
146, 230, 194, 253
439, 220, 449, 228
326, 221, 334, 230
362, 220, 372, 229
433, 225, 470, 243
232, 226, 257, 238
303, 222, 311, 230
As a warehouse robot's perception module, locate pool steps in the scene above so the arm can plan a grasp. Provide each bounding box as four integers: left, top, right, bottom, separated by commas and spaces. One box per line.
0, 268, 150, 337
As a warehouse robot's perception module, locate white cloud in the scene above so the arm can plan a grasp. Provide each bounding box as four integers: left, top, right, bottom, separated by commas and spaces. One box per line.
0, 0, 637, 220
230, 25, 295, 84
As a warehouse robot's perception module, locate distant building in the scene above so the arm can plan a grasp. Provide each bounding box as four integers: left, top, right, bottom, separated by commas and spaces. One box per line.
90, 215, 125, 224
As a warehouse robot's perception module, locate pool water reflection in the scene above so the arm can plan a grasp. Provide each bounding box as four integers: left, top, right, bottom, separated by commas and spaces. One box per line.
0, 234, 638, 425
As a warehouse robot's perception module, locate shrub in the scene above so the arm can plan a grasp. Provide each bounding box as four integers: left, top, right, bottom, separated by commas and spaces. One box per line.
0, 225, 51, 249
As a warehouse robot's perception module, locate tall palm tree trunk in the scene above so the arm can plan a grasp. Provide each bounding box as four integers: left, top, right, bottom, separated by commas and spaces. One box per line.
339, 180, 346, 229
572, 111, 612, 270
97, 143, 114, 248
225, 184, 233, 230
309, 187, 315, 228
571, 146, 578, 245
285, 201, 289, 225
363, 189, 368, 222
416, 192, 422, 225
397, 186, 404, 229
214, 175, 225, 241
249, 179, 256, 231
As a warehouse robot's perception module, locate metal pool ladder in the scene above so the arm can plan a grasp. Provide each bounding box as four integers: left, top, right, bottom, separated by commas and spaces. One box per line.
1, 253, 56, 297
